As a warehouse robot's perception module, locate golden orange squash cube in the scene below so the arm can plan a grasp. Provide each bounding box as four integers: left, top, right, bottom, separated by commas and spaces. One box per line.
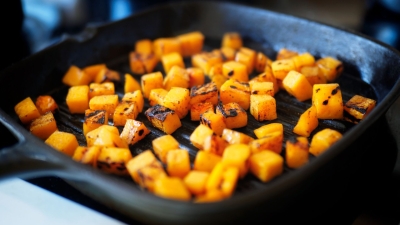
161, 52, 185, 74
293, 105, 318, 137
191, 51, 223, 74
113, 101, 139, 127
83, 109, 108, 136
249, 150, 284, 182
285, 137, 309, 169
189, 82, 219, 106
316, 56, 343, 82
35, 95, 58, 115
129, 51, 159, 75
253, 123, 284, 139
216, 102, 248, 129
292, 52, 315, 71
152, 134, 180, 164
248, 131, 283, 154
300, 65, 327, 86
126, 150, 166, 186
124, 73, 141, 93
219, 78, 250, 110
135, 39, 153, 54
72, 145, 101, 167
119, 119, 150, 146
163, 65, 189, 91
121, 90, 144, 113
221, 144, 251, 178
190, 124, 214, 149
186, 67, 205, 88
249, 81, 274, 96
29, 112, 58, 140
177, 31, 205, 57
153, 37, 181, 58
166, 149, 191, 178
222, 61, 248, 82
96, 147, 132, 176
66, 85, 90, 114
255, 52, 272, 73
45, 130, 79, 156
14, 97, 41, 124
271, 58, 296, 80
148, 88, 168, 107
203, 134, 229, 156
343, 94, 376, 124
200, 110, 226, 136
88, 82, 115, 99
144, 104, 181, 134
250, 94, 277, 121
309, 128, 342, 156
94, 67, 120, 83
82, 64, 107, 81
276, 48, 298, 60
205, 162, 239, 197
184, 170, 210, 196
282, 70, 313, 102
221, 128, 254, 145
221, 32, 242, 50
162, 87, 190, 119
62, 65, 92, 86
312, 83, 343, 119
89, 94, 119, 119
154, 177, 191, 201
190, 102, 214, 121
141, 71, 164, 99
193, 150, 222, 173
235, 47, 256, 74
250, 70, 279, 94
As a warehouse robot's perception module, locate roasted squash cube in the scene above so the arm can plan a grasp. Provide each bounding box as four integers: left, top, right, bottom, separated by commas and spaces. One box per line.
221, 144, 251, 178
271, 58, 296, 80
249, 150, 283, 182
276, 48, 298, 60
250, 94, 277, 121
96, 147, 132, 176
184, 170, 210, 195
166, 149, 191, 178
94, 67, 120, 83
120, 119, 150, 145
316, 56, 343, 82
282, 70, 313, 101
89, 82, 115, 99
221, 32, 242, 50
86, 125, 128, 148
149, 88, 168, 106
208, 62, 224, 78
221, 128, 254, 145
211, 74, 228, 91
153, 37, 181, 57
14, 97, 41, 124
300, 65, 327, 86
82, 64, 107, 81
89, 94, 119, 119
309, 128, 342, 156
124, 73, 141, 93
343, 94, 376, 124
194, 189, 226, 203
135, 39, 153, 54
216, 102, 248, 129
154, 177, 191, 201
249, 81, 274, 96
129, 51, 159, 75
236, 47, 257, 74
190, 124, 214, 149
65, 85, 89, 114
29, 112, 58, 140
203, 134, 229, 156
200, 110, 226, 136
293, 105, 318, 137
292, 52, 315, 71
83, 109, 108, 136
177, 31, 205, 57
190, 82, 219, 106
193, 151, 222, 172
250, 69, 279, 94
191, 51, 223, 74
255, 52, 272, 73
72, 145, 101, 167
190, 102, 214, 121
219, 78, 250, 110
62, 65, 92, 86
205, 162, 239, 197
35, 95, 58, 115
141, 71, 164, 98
248, 131, 283, 154
254, 123, 284, 139
113, 101, 139, 127
161, 87, 190, 119
45, 130, 78, 156
152, 134, 180, 163
217, 47, 236, 62
144, 104, 181, 134
222, 61, 248, 82
186, 67, 205, 88
285, 137, 309, 169
162, 52, 185, 74
122, 90, 144, 113
312, 83, 343, 119
163, 65, 189, 91
126, 150, 165, 185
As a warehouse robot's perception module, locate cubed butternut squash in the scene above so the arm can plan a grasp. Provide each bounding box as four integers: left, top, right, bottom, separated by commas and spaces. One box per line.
45, 130, 79, 156
190, 124, 214, 149
285, 137, 309, 169
166, 149, 191, 178
89, 94, 119, 119
124, 73, 141, 93
205, 162, 239, 197
184, 170, 210, 196
113, 101, 139, 127
203, 134, 229, 156
271, 58, 296, 80
177, 31, 205, 57
293, 105, 318, 137
216, 102, 248, 129
14, 97, 41, 124
255, 52, 272, 73
135, 39, 153, 54
219, 78, 250, 110
121, 90, 144, 113
161, 52, 185, 74
248, 131, 283, 154
141, 72, 164, 99
129, 51, 159, 75
62, 65, 92, 86
221, 128, 254, 145
162, 87, 190, 119
190, 102, 214, 121
94, 68, 120, 83
186, 67, 205, 88
120, 119, 150, 145
292, 52, 315, 71
96, 147, 132, 176
343, 94, 376, 124
191, 51, 223, 74
29, 112, 58, 140
190, 82, 219, 106
88, 82, 115, 99
312, 83, 343, 119
222, 61, 248, 82
83, 109, 108, 136
249, 150, 284, 182
153, 37, 181, 58
300, 65, 327, 86
221, 32, 242, 50
144, 104, 181, 134
35, 95, 58, 115
200, 110, 226, 136
154, 177, 191, 201
235, 47, 256, 74
149, 88, 168, 106
221, 143, 251, 178
309, 128, 343, 156
282, 70, 313, 102
193, 150, 222, 172
250, 94, 277, 121
253, 123, 284, 139
152, 134, 180, 163
276, 48, 298, 60
65, 85, 90, 114
315, 56, 343, 82
163, 65, 189, 91
72, 145, 101, 167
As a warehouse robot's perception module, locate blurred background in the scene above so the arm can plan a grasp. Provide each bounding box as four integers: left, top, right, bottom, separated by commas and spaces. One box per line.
1, 0, 400, 224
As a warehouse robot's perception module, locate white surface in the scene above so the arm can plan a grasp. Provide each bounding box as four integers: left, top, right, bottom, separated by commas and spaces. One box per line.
0, 178, 126, 225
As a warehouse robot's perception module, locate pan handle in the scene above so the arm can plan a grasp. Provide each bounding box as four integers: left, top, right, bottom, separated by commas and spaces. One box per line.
0, 110, 82, 181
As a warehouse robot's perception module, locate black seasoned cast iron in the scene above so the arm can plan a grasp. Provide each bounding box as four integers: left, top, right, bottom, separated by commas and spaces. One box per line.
1, 1, 400, 224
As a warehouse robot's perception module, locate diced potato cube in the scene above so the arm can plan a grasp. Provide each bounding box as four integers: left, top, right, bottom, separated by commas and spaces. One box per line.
163, 65, 189, 91
89, 94, 119, 119
203, 134, 229, 156
35, 95, 58, 115
162, 87, 190, 119
312, 83, 343, 119
86, 125, 128, 148
255, 52, 272, 73
72, 145, 101, 167
249, 150, 284, 182
316, 56, 343, 82
200, 110, 226, 136
190, 124, 214, 149
88, 82, 115, 99
221, 144, 251, 178
300, 65, 327, 86
120, 119, 150, 145
205, 162, 239, 197
293, 105, 318, 137
221, 128, 254, 145
276, 48, 298, 60
253, 123, 283, 139
141, 72, 164, 99
96, 147, 132, 176
190, 102, 214, 121
66, 85, 89, 114
250, 94, 277, 121
191, 51, 223, 74
45, 130, 78, 156
154, 177, 191, 201
184, 170, 210, 195
166, 149, 191, 178
249, 81, 274, 96
190, 82, 219, 106
282, 70, 313, 101
135, 39, 153, 54
14, 97, 41, 124
129, 52, 159, 75
309, 128, 342, 156
285, 137, 309, 169
124, 73, 141, 93
222, 61, 248, 82
248, 131, 283, 154
29, 112, 58, 140
186, 67, 205, 88
271, 58, 296, 80
162, 52, 185, 74
343, 95, 376, 124
62, 65, 92, 86
292, 52, 315, 71
221, 32, 242, 50
216, 102, 247, 129
113, 101, 139, 127
177, 31, 205, 57
193, 151, 222, 172
235, 47, 256, 74
149, 88, 168, 106
153, 37, 181, 57
94, 68, 120, 83
152, 134, 180, 163
122, 90, 144, 113
144, 104, 181, 134
219, 78, 250, 110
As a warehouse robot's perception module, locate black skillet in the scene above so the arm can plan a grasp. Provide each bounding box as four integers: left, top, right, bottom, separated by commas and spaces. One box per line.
1, 1, 400, 225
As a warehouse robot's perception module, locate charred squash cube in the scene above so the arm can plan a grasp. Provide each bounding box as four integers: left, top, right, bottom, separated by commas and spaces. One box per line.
191, 51, 223, 74
162, 87, 190, 119
219, 78, 250, 110
200, 110, 226, 136
250, 70, 279, 94
248, 131, 283, 154
255, 52, 272, 73
190, 102, 214, 121
122, 90, 144, 113
96, 147, 133, 176
189, 82, 219, 106
163, 65, 189, 91
161, 52, 185, 74
222, 61, 248, 82
120, 119, 150, 146
271, 58, 296, 80
14, 97, 41, 124
141, 72, 164, 99
145, 104, 181, 134
293, 105, 318, 137
203, 134, 229, 156
129, 51, 159, 75
312, 83, 343, 119
250, 94, 277, 121
89, 82, 115, 99
89, 94, 119, 119
221, 32, 242, 50
343, 94, 376, 124
249, 81, 274, 96
211, 74, 228, 91
83, 109, 108, 136
177, 31, 205, 57
113, 101, 139, 127
285, 137, 309, 169
29, 112, 58, 140
149, 88, 168, 106
35, 95, 58, 115
216, 102, 248, 129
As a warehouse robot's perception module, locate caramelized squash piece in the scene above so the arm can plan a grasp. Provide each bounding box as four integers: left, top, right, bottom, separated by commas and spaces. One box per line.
162, 87, 190, 119
205, 162, 239, 198
14, 97, 41, 124
166, 149, 191, 178
96, 147, 132, 176
271, 58, 296, 80
248, 131, 283, 154
249, 81, 274, 96
276, 48, 298, 60
221, 143, 251, 178
221, 128, 254, 145
292, 52, 315, 71
83, 109, 108, 136
186, 67, 205, 88
200, 110, 226, 136
161, 52, 185, 74
154, 177, 191, 201
113, 101, 139, 127
135, 39, 153, 54
221, 32, 242, 50
177, 31, 205, 57
121, 90, 144, 113
149, 88, 168, 106
45, 130, 79, 156
282, 70, 313, 102
293, 105, 318, 137
190, 102, 214, 121
82, 64, 107, 81
222, 61, 248, 82
129, 51, 159, 75
184, 170, 210, 196
144, 104, 181, 134
88, 82, 115, 99
124, 73, 141, 93
203, 134, 229, 156
309, 128, 342, 156
216, 102, 247, 129
193, 150, 222, 173
235, 47, 256, 74
190, 124, 214, 149
152, 134, 180, 163
253, 123, 283, 139
94, 67, 120, 83
316, 56, 343, 82
66, 85, 90, 114
89, 94, 119, 119
153, 37, 181, 58
35, 95, 58, 115
141, 72, 164, 99
163, 65, 189, 91
285, 137, 309, 169
72, 145, 101, 167
312, 83, 343, 119
86, 125, 128, 148
300, 65, 327, 86
62, 65, 92, 86
191, 51, 223, 74
343, 94, 376, 124
120, 119, 150, 145
190, 82, 219, 106
255, 52, 272, 73
250, 94, 277, 121
219, 78, 250, 110
250, 70, 279, 94
249, 150, 284, 182
29, 112, 58, 140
